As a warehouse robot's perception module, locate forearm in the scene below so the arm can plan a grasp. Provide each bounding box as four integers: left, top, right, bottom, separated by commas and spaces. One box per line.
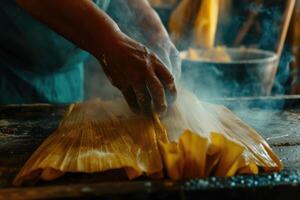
110, 0, 168, 45
16, 0, 177, 113
127, 0, 168, 39
16, 0, 122, 57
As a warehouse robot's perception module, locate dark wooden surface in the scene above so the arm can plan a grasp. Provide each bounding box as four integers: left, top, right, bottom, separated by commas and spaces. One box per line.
0, 98, 300, 199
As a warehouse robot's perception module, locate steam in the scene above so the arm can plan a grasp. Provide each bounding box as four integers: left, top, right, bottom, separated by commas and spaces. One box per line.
85, 0, 179, 100
84, 0, 294, 113
84, 1, 154, 100
273, 46, 294, 95
178, 1, 294, 108
106, 1, 155, 49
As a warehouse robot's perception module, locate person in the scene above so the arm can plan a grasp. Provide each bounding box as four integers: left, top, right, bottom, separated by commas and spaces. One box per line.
0, 0, 181, 114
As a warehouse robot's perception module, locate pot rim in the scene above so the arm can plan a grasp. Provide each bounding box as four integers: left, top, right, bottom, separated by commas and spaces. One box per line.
180, 48, 278, 65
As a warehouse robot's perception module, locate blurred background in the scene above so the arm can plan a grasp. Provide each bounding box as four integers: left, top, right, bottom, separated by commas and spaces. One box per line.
86, 0, 300, 100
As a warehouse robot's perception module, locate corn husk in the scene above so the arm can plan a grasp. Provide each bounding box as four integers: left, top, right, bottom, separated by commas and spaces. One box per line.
194, 0, 219, 48
169, 0, 219, 48
13, 99, 167, 186
159, 90, 282, 179
169, 0, 194, 43
187, 47, 231, 62
13, 90, 282, 185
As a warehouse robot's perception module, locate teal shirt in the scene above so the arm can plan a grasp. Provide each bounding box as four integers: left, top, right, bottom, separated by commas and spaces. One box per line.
0, 0, 110, 104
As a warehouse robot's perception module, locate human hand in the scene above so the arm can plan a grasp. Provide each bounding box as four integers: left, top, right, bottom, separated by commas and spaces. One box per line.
146, 34, 182, 81
97, 33, 177, 115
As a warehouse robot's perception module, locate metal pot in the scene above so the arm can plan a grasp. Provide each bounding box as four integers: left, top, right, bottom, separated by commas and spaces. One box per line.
180, 48, 278, 98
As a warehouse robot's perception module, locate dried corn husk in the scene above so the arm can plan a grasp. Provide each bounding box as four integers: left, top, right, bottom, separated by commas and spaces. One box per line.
186, 47, 231, 62
13, 89, 282, 185
194, 0, 219, 48
169, 0, 219, 48
13, 98, 167, 186
159, 89, 282, 179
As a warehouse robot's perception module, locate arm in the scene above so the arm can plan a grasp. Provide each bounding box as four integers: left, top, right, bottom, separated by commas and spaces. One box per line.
109, 0, 168, 46
124, 0, 169, 45
17, 0, 119, 57
16, 0, 176, 114
109, 0, 181, 79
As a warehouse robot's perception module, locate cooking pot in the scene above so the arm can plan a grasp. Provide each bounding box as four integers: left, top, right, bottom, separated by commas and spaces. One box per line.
180, 48, 278, 98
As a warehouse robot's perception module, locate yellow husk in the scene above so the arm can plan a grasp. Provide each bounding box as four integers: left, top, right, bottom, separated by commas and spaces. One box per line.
169, 0, 219, 48
13, 90, 282, 186
159, 90, 282, 180
187, 47, 231, 63
194, 0, 219, 48
13, 99, 168, 186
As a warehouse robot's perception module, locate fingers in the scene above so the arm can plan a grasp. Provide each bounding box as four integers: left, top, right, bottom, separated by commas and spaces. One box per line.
120, 87, 140, 114
132, 84, 152, 114
123, 82, 166, 115
153, 57, 177, 104
121, 86, 152, 114
146, 70, 167, 114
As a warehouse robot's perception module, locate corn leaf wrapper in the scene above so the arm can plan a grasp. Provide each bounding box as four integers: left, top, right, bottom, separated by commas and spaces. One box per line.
169, 0, 219, 48
13, 90, 282, 185
159, 90, 282, 180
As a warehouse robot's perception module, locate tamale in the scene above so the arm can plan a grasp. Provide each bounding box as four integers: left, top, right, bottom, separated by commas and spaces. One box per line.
13, 98, 167, 186
13, 90, 282, 185
159, 89, 282, 179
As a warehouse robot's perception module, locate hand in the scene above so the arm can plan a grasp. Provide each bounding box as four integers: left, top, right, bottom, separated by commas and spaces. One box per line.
146, 35, 182, 81
107, 0, 181, 80
97, 33, 177, 115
